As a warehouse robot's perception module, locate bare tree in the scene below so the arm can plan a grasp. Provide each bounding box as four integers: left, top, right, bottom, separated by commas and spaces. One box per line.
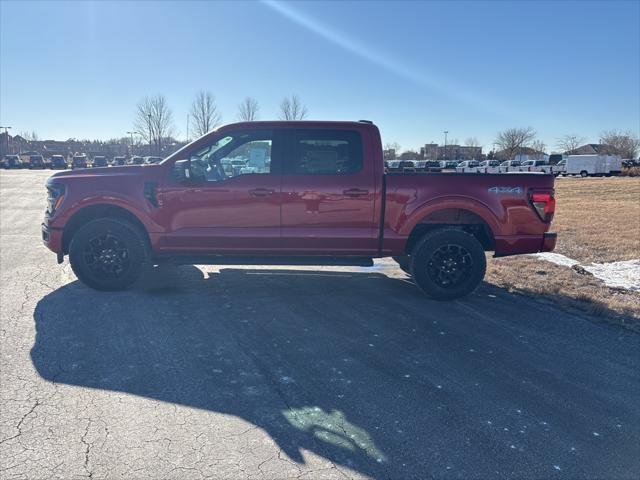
495, 127, 536, 160
556, 134, 585, 154
279, 95, 308, 120
238, 97, 260, 121
19, 131, 39, 141
134, 95, 175, 154
600, 129, 640, 159
465, 137, 480, 147
531, 140, 547, 160
383, 142, 401, 160
190, 90, 221, 138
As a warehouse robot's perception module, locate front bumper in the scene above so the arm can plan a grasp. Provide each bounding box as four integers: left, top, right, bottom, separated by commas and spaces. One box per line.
42, 222, 64, 261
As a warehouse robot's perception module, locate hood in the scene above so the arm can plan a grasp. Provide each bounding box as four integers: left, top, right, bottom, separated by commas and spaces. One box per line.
49, 165, 159, 181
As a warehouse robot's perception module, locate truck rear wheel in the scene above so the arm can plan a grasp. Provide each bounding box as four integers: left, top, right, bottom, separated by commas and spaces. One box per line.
410, 228, 486, 301
69, 218, 149, 291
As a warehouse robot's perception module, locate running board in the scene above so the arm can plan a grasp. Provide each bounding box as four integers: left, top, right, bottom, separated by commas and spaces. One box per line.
155, 255, 375, 267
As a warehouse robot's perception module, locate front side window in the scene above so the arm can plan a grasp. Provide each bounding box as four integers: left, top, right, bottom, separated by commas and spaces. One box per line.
190, 130, 272, 182
285, 129, 362, 175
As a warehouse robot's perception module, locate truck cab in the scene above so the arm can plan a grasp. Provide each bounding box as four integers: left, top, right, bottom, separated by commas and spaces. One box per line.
42, 121, 556, 300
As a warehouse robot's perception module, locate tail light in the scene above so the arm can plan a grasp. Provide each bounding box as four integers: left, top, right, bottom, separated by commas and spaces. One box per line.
531, 192, 555, 222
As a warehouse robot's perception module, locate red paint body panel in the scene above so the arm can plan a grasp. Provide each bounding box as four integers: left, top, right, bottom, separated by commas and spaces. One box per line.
42, 121, 556, 259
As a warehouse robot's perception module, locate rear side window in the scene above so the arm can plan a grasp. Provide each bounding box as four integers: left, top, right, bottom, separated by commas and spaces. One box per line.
285, 129, 363, 175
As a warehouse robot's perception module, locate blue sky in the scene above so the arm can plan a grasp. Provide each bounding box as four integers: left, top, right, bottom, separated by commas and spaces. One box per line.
1, 0, 639, 152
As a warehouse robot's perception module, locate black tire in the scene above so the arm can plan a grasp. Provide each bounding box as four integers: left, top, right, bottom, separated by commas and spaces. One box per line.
580, 170, 588, 178
410, 228, 486, 301
392, 255, 412, 275
69, 218, 149, 291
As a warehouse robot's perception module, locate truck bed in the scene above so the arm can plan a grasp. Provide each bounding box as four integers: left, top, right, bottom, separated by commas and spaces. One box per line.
382, 172, 555, 256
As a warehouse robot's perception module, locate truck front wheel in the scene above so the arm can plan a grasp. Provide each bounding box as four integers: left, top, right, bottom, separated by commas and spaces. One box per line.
410, 228, 486, 300
69, 218, 149, 291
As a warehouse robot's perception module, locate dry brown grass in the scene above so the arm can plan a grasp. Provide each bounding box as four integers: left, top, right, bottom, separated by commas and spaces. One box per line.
486, 177, 640, 327
551, 177, 640, 263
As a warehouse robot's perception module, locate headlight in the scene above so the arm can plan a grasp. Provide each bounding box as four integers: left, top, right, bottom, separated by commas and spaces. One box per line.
46, 183, 65, 216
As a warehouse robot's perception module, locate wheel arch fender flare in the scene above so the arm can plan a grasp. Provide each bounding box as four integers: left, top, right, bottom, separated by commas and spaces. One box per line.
61, 199, 154, 253
398, 197, 501, 238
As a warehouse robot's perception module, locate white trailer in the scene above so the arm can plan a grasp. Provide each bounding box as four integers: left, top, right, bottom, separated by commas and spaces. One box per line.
564, 155, 621, 177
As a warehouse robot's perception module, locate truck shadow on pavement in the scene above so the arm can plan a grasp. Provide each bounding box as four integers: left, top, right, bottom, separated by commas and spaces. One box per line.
31, 266, 640, 478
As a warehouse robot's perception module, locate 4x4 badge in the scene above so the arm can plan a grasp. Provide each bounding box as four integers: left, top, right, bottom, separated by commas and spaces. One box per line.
488, 186, 522, 194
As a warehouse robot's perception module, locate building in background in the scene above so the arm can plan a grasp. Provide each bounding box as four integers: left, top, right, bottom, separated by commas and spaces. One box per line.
420, 143, 482, 160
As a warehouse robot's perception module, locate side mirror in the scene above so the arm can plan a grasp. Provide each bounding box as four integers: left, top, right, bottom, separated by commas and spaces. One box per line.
173, 159, 191, 182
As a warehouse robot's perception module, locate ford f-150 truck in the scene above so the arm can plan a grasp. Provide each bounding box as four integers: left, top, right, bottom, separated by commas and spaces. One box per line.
42, 121, 556, 300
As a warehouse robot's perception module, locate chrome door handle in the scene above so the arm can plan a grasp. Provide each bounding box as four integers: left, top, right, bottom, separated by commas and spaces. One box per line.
249, 188, 275, 197
343, 188, 369, 197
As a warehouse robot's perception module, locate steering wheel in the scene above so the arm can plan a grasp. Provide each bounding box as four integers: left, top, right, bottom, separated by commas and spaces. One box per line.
207, 162, 227, 181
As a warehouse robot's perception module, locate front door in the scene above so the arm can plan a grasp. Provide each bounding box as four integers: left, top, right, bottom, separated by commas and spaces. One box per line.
280, 128, 379, 255
160, 129, 282, 253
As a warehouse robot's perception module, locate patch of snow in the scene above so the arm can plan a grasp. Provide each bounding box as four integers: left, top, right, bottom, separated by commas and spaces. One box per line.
533, 252, 579, 267
533, 253, 640, 292
583, 260, 640, 291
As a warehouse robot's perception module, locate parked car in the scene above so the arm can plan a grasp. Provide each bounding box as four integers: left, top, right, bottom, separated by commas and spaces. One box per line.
42, 120, 557, 299
439, 160, 459, 170
111, 156, 127, 166
414, 160, 441, 172
551, 160, 566, 176
49, 155, 67, 169
144, 156, 163, 164
92, 156, 108, 168
455, 160, 480, 173
2, 155, 23, 169
499, 160, 522, 173
519, 160, 552, 173
129, 156, 144, 165
386, 160, 416, 173
477, 160, 501, 174
71, 155, 88, 169
28, 155, 45, 169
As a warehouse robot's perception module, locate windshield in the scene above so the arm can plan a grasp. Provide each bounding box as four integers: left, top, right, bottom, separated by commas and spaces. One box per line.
191, 136, 233, 162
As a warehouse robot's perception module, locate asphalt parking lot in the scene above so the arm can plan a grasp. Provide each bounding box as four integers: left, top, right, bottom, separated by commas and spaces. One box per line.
1, 170, 639, 479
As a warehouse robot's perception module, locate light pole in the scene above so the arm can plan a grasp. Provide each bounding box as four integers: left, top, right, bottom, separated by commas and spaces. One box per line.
126, 131, 136, 156
443, 130, 448, 160
0, 126, 11, 155
186, 114, 190, 143
147, 113, 153, 155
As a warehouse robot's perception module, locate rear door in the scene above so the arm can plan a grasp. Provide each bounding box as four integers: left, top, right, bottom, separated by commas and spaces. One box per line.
280, 127, 378, 254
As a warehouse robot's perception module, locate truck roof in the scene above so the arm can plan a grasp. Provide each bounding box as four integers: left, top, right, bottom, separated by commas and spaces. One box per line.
165, 120, 380, 163
216, 120, 378, 129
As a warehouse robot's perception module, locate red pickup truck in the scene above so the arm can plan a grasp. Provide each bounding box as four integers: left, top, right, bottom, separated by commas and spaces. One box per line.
42, 121, 556, 300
